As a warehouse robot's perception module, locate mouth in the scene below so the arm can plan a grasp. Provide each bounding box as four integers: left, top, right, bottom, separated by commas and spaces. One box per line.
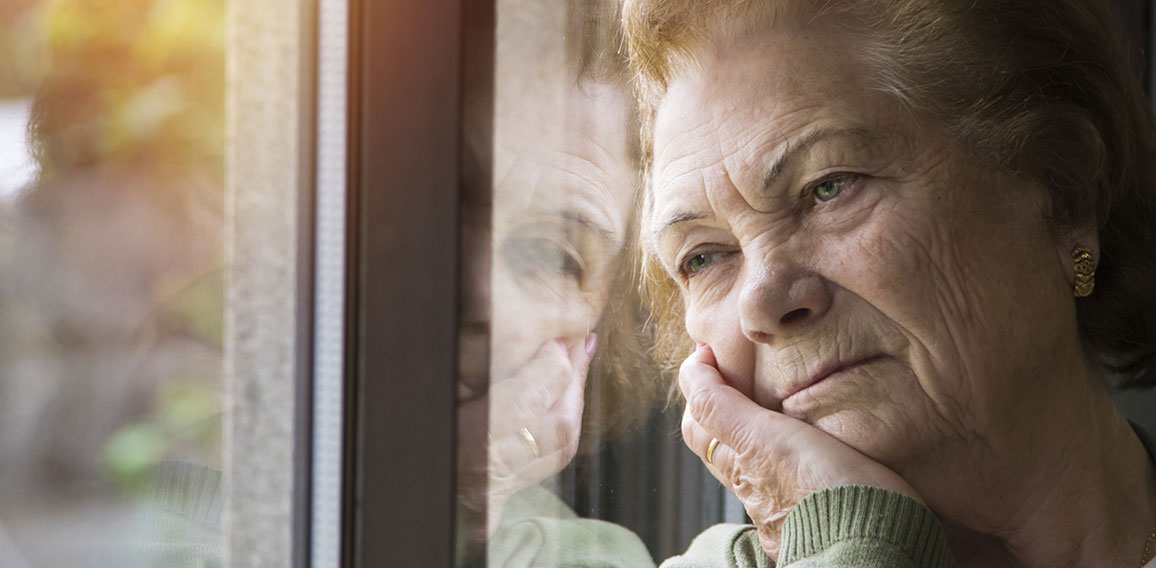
783, 354, 889, 403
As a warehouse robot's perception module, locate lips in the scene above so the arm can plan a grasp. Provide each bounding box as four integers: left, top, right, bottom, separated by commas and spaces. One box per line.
782, 354, 889, 402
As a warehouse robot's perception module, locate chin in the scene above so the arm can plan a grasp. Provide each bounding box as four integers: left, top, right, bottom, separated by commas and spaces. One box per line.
811, 411, 922, 472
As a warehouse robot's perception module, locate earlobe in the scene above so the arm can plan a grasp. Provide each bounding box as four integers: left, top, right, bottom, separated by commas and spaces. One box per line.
1072, 247, 1096, 297
1055, 225, 1099, 296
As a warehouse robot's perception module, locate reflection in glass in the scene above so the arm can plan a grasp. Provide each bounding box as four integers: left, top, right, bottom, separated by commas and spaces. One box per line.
456, 1, 668, 566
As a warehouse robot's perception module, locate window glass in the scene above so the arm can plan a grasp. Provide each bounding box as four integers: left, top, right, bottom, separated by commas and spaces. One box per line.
454, 1, 739, 565
450, 2, 1156, 567
0, 1, 248, 565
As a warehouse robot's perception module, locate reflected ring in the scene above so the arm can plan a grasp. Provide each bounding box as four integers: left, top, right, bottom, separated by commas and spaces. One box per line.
706, 437, 720, 465
519, 427, 540, 458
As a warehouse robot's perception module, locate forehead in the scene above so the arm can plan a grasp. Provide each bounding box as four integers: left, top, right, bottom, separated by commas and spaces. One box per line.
491, 0, 636, 238
648, 28, 888, 220
494, 81, 636, 239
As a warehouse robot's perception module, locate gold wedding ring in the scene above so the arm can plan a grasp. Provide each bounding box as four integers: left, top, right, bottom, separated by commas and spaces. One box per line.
706, 437, 720, 465
519, 427, 540, 458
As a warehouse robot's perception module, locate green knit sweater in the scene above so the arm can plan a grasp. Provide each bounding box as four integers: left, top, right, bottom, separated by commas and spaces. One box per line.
485, 484, 951, 568
486, 426, 1156, 567
663, 425, 1156, 568
488, 485, 657, 568
660, 486, 954, 568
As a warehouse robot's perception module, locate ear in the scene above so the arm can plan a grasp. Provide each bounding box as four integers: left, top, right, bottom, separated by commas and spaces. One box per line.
1053, 223, 1099, 291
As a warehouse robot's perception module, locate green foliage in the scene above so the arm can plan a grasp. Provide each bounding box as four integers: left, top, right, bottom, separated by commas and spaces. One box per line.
103, 376, 222, 491
9, 0, 229, 497
103, 423, 168, 488
167, 267, 226, 349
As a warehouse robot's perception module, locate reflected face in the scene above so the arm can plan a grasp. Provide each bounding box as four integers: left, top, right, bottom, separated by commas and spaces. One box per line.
459, 80, 636, 398
648, 28, 1083, 471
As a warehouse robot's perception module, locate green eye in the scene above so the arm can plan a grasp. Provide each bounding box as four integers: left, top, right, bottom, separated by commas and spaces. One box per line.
681, 251, 726, 277
687, 254, 709, 274
812, 178, 844, 202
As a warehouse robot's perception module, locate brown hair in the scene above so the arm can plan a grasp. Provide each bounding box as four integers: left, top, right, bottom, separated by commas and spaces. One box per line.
569, 0, 661, 447
624, 0, 1156, 389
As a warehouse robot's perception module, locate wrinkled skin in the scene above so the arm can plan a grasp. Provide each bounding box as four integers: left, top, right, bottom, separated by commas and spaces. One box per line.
679, 344, 922, 557
457, 75, 637, 540
648, 26, 1098, 561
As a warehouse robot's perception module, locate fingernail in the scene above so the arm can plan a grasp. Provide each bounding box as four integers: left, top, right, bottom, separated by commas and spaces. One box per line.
585, 333, 598, 357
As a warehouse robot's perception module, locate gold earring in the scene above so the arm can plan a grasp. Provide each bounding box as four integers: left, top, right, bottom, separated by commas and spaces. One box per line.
1072, 247, 1095, 298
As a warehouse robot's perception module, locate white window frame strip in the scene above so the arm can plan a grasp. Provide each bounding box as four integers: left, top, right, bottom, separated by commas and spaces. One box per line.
312, 0, 348, 566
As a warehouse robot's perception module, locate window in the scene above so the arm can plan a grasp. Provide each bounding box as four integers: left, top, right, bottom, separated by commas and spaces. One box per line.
2, 1, 1154, 567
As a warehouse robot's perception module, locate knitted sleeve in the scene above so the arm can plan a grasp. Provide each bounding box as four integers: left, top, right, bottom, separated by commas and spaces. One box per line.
661, 486, 955, 568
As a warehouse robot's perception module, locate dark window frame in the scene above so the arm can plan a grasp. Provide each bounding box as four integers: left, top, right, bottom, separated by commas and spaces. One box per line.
341, 0, 488, 566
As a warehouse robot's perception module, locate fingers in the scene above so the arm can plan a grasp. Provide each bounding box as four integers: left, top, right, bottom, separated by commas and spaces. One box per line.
490, 410, 580, 476
572, 332, 597, 383
681, 408, 735, 483
489, 338, 588, 438
491, 338, 590, 469
679, 344, 801, 456
485, 335, 595, 501
680, 345, 926, 507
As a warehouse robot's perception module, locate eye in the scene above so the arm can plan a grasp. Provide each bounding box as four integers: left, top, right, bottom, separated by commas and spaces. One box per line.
679, 250, 729, 278
502, 238, 585, 282
810, 177, 846, 202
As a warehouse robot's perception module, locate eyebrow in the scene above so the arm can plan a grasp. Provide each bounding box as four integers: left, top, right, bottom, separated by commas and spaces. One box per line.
763, 126, 874, 191
652, 126, 876, 238
655, 211, 709, 234
557, 210, 615, 244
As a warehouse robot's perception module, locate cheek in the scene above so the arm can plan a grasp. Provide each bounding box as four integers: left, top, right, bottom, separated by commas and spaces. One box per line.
832, 192, 1070, 415
490, 267, 598, 381
835, 210, 978, 397
684, 290, 757, 399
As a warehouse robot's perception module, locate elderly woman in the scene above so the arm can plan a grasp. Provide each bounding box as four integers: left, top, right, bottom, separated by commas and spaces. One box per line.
622, 0, 1156, 566
455, 0, 658, 565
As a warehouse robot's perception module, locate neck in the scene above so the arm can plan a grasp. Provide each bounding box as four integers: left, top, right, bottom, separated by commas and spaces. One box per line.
915, 384, 1156, 568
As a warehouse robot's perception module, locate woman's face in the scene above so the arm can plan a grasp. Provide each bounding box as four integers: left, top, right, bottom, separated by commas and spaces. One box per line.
457, 1, 637, 401
648, 28, 1088, 473
463, 79, 635, 392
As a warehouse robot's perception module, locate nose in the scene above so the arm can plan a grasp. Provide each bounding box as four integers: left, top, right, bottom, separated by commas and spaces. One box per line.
738, 252, 832, 345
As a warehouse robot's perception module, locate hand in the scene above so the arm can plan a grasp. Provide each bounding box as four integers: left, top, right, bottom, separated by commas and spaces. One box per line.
679, 344, 922, 560
457, 336, 595, 541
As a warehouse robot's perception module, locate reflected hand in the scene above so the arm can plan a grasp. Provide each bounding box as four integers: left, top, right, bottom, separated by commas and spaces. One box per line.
458, 336, 595, 540
679, 344, 922, 560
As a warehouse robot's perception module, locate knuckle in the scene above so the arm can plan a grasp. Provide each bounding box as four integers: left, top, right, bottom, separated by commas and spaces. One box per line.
518, 382, 554, 416
680, 413, 697, 443
550, 420, 581, 468
489, 445, 518, 478
555, 413, 582, 452
691, 387, 724, 424
677, 354, 698, 381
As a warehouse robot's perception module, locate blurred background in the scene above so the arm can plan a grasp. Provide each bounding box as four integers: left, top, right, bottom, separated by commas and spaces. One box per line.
0, 0, 226, 565
1, 1, 1154, 567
